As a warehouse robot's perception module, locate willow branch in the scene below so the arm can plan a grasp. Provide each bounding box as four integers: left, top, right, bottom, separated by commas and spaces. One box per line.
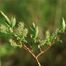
36, 46, 50, 58
37, 42, 55, 58
35, 57, 41, 66
23, 44, 41, 66
23, 44, 36, 59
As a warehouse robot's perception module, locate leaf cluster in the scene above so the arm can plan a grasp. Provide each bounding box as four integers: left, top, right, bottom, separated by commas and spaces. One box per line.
0, 11, 66, 50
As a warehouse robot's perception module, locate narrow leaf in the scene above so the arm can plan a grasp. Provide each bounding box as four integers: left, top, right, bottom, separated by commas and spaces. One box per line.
11, 16, 16, 28
62, 18, 66, 31
34, 26, 38, 39
45, 30, 50, 39
33, 22, 35, 28
0, 11, 11, 25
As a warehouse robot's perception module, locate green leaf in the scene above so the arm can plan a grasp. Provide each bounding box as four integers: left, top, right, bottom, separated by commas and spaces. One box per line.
33, 22, 35, 28
45, 30, 51, 46
23, 28, 28, 37
45, 30, 50, 39
34, 26, 38, 39
0, 32, 12, 39
30, 23, 38, 40
11, 16, 16, 28
62, 18, 66, 32
0, 11, 11, 25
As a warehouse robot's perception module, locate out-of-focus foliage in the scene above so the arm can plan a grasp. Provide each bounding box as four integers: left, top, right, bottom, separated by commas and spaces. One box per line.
0, 11, 66, 49
0, 44, 15, 57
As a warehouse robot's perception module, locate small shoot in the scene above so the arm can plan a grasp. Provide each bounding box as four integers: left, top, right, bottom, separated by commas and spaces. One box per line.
62, 18, 66, 32
11, 16, 16, 28
0, 11, 11, 25
30, 22, 39, 41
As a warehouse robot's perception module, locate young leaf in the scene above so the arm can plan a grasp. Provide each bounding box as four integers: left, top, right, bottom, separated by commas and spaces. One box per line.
0, 11, 11, 25
45, 30, 50, 39
33, 22, 35, 28
34, 26, 38, 39
30, 22, 38, 40
62, 18, 66, 32
11, 16, 16, 28
45, 30, 51, 46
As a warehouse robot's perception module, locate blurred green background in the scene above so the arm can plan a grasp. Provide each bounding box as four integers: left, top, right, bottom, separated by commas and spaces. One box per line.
0, 0, 66, 66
